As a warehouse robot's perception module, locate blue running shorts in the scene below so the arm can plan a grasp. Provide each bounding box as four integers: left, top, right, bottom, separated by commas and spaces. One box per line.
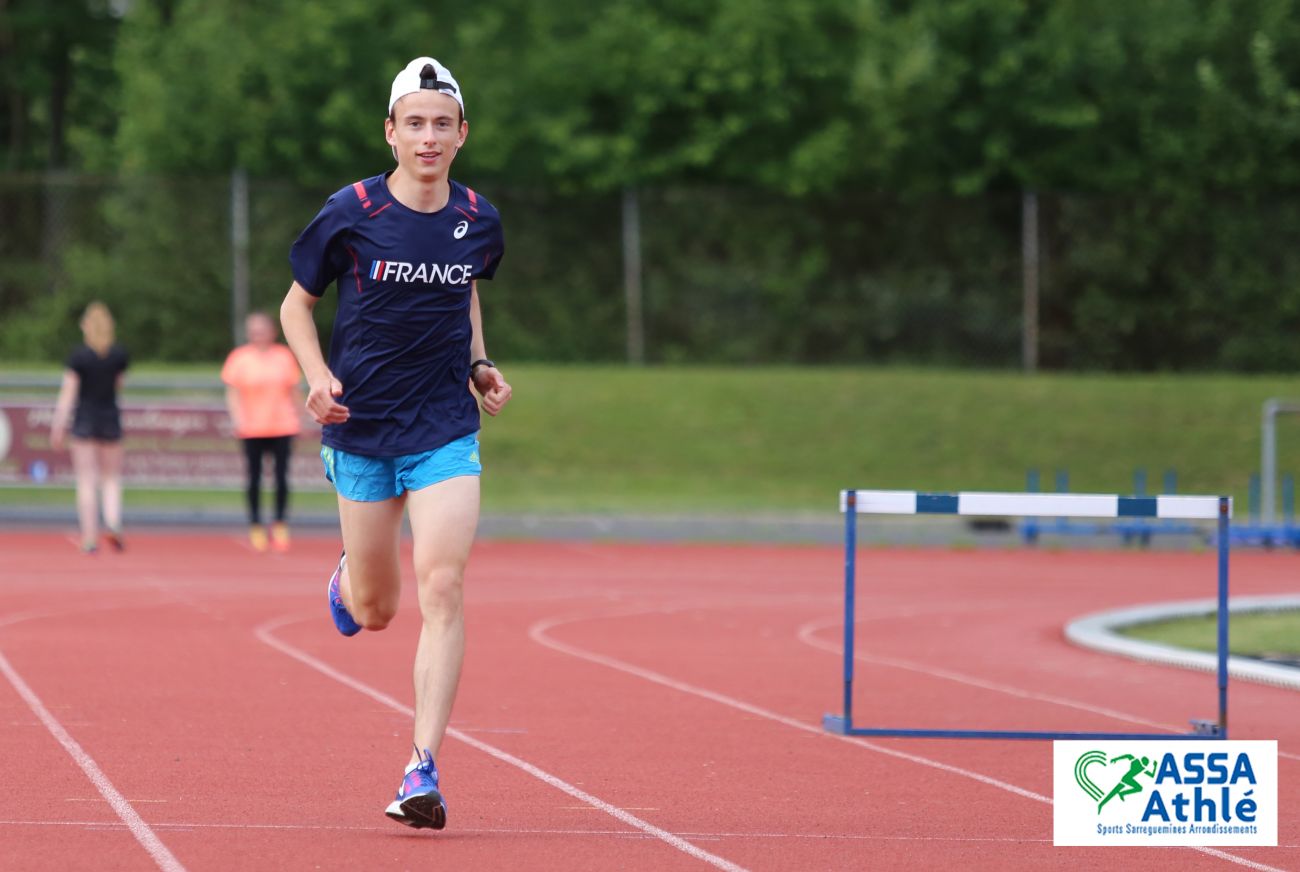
321, 432, 481, 502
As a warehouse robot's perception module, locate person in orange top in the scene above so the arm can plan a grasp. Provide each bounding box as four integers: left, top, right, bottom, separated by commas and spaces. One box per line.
222, 311, 303, 551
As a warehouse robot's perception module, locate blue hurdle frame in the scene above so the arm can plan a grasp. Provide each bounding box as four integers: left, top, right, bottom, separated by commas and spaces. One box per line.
823, 490, 1232, 741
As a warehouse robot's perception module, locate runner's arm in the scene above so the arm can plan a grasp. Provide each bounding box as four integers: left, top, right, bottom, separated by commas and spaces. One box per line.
280, 281, 349, 425
468, 281, 511, 417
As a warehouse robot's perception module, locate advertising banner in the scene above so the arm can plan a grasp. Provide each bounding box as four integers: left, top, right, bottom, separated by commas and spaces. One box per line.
0, 402, 329, 490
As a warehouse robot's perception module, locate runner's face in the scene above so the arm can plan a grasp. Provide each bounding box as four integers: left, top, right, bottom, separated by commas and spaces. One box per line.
385, 91, 467, 181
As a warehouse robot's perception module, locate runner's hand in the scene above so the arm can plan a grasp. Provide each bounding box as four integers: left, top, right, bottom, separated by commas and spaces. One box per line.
306, 375, 349, 424
472, 367, 512, 417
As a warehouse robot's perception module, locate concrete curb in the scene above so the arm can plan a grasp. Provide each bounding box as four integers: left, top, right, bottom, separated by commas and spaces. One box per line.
1065, 595, 1300, 692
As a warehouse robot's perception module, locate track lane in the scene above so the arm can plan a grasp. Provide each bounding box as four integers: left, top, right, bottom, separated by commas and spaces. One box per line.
2, 532, 1296, 871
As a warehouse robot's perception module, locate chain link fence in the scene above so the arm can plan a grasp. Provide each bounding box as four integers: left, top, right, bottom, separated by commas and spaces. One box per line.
3, 172, 1299, 371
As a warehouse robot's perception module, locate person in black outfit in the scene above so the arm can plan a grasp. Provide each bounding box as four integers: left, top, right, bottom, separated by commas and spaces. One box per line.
50, 301, 129, 553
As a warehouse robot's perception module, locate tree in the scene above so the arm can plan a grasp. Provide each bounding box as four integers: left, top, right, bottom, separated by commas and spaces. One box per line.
10, 0, 1300, 368
113, 0, 479, 186
0, 0, 120, 170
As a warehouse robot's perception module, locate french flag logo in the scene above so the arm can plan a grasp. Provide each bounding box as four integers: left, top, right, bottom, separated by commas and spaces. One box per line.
369, 261, 386, 280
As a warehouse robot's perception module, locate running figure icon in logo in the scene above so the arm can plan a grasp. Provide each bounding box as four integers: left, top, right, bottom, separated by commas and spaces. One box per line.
1075, 750, 1158, 813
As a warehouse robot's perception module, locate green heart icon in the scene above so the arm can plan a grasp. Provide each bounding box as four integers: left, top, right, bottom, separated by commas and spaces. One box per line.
1074, 751, 1157, 813
1075, 750, 1110, 803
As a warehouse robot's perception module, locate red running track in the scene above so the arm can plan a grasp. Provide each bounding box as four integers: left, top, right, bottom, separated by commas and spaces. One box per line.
0, 530, 1296, 871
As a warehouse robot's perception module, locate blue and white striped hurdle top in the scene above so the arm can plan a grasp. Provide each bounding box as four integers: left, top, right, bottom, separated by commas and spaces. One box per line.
840, 490, 1230, 520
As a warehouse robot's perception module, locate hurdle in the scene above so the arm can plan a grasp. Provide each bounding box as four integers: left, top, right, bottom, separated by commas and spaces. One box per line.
1021, 468, 1209, 546
823, 489, 1232, 741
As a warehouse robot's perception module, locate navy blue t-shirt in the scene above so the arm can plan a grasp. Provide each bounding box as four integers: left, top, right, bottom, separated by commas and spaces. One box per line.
290, 174, 504, 456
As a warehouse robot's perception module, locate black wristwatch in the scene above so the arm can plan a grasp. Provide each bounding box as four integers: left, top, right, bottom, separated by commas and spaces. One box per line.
470, 358, 496, 378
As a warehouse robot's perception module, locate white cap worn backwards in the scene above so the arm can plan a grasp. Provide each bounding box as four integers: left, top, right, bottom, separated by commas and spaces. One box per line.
388, 57, 464, 116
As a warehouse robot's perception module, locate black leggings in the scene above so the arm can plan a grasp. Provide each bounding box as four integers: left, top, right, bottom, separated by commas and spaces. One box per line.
242, 436, 292, 525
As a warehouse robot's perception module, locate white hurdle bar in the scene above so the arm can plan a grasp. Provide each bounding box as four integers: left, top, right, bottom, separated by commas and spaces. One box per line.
839, 489, 1230, 520
824, 489, 1233, 741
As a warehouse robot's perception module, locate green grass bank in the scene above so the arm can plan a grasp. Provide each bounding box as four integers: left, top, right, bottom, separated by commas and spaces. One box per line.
1120, 611, 1300, 658
4, 364, 1300, 514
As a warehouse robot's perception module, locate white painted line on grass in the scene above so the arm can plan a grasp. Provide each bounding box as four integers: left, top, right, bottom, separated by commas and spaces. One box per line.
254, 614, 749, 872
0, 650, 187, 872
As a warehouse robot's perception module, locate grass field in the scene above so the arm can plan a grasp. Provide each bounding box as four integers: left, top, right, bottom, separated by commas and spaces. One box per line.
4, 363, 1300, 513
1119, 610, 1300, 658
0, 485, 340, 514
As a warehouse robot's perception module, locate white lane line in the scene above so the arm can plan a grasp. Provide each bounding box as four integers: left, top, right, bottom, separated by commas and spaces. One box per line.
36, 818, 1293, 846
254, 614, 749, 872
799, 616, 1179, 730
1193, 848, 1300, 872
530, 608, 1294, 872
0, 650, 187, 872
797, 616, 1300, 764
529, 610, 1048, 803
0, 604, 143, 629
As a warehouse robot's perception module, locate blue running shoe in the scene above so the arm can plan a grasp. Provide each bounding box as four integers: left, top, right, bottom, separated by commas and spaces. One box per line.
385, 748, 446, 830
327, 551, 362, 637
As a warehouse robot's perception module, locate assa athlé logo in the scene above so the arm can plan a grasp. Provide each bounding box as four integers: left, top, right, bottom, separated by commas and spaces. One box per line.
369, 260, 473, 286
1053, 740, 1277, 846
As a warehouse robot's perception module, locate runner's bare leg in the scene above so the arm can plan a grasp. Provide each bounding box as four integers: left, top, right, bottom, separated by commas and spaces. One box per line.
405, 475, 480, 762
336, 495, 405, 630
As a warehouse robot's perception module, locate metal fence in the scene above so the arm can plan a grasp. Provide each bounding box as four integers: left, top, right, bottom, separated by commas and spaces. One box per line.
4, 172, 1300, 371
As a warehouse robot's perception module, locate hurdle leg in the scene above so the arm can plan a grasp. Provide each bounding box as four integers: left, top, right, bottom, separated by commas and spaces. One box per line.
1195, 494, 1231, 738
1217, 495, 1230, 737
824, 490, 857, 735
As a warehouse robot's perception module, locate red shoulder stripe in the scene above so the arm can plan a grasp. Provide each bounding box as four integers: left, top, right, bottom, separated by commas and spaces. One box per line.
351, 180, 373, 211
466, 187, 479, 213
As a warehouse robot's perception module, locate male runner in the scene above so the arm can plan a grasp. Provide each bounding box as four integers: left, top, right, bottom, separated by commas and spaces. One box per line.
280, 56, 510, 830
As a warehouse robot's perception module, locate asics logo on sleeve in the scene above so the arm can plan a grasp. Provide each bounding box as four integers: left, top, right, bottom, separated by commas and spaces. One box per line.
369, 260, 474, 285
454, 220, 469, 239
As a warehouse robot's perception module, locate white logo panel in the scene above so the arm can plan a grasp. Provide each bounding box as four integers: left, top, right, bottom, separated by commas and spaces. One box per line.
1053, 740, 1277, 846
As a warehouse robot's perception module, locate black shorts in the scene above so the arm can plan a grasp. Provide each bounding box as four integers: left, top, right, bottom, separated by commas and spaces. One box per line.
71, 409, 122, 441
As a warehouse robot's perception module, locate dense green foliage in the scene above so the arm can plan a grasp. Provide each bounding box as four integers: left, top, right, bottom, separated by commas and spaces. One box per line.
1, 0, 119, 170
94, 0, 1300, 195
3, 0, 1300, 369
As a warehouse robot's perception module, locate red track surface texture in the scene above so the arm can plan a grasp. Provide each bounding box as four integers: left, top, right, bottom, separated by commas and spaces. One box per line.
0, 530, 1297, 871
